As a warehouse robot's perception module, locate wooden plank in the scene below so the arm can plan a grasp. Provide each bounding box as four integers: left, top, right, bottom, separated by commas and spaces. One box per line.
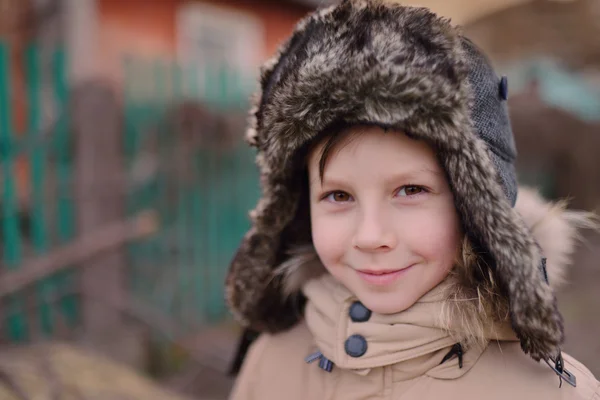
0, 210, 157, 298
72, 81, 129, 338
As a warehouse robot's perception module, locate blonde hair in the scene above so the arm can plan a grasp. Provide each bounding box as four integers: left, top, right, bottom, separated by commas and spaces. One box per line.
439, 236, 511, 350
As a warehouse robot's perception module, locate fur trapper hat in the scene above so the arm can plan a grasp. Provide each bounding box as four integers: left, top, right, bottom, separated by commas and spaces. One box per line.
226, 0, 574, 364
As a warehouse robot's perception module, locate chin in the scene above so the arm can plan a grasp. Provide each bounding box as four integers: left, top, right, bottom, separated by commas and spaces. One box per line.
358, 293, 416, 315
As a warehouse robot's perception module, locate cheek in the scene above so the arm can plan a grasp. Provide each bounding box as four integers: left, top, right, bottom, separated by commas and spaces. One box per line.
311, 211, 350, 267
402, 207, 461, 267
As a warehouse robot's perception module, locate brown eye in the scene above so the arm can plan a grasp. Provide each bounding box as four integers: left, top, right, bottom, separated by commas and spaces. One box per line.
397, 185, 424, 197
326, 191, 352, 202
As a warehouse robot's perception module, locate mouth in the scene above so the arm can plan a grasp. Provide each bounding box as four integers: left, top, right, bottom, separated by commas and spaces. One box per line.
355, 265, 414, 286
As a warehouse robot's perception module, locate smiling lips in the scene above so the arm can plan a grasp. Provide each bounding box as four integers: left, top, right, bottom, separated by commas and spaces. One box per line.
355, 265, 414, 285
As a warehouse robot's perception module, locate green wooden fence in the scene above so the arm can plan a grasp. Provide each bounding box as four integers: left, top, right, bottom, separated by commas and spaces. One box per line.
0, 43, 78, 342
0, 44, 261, 343
122, 56, 260, 328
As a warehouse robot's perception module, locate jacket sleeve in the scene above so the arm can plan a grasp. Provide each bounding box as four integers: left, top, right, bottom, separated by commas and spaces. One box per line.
228, 333, 269, 400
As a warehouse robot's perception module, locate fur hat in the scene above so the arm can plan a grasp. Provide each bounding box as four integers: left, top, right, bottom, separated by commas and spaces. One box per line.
226, 0, 566, 363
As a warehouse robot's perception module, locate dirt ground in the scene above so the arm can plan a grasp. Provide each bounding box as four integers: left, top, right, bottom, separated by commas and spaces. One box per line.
166, 324, 238, 400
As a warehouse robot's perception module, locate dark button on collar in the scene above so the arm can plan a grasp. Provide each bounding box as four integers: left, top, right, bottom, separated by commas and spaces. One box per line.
345, 334, 368, 358
349, 301, 371, 322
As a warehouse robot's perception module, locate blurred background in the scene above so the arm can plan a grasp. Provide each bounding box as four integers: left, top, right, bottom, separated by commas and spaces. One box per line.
0, 0, 598, 398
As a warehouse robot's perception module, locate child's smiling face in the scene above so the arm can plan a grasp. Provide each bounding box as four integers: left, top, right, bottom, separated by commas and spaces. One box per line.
308, 125, 461, 314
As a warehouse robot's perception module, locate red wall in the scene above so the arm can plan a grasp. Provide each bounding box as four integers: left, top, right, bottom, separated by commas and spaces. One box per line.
97, 0, 310, 81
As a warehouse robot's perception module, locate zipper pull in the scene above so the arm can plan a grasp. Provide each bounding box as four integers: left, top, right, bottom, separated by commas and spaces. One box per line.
545, 352, 577, 388
440, 343, 464, 369
305, 350, 334, 373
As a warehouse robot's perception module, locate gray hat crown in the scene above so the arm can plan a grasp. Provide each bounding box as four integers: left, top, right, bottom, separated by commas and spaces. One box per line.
462, 37, 518, 205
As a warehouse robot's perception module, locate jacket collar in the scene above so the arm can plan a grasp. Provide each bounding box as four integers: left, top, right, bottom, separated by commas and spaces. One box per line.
303, 274, 518, 380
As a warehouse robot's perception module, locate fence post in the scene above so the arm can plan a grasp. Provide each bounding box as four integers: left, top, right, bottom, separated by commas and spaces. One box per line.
72, 81, 127, 342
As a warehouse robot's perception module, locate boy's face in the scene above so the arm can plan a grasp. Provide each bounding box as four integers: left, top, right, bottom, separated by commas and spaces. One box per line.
308, 126, 461, 314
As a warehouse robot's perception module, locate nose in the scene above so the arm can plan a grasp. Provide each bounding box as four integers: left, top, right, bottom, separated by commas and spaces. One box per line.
352, 207, 397, 252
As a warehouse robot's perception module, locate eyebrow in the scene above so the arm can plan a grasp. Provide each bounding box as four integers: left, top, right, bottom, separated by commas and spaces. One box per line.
386, 167, 443, 182
380, 169, 444, 188
317, 167, 443, 188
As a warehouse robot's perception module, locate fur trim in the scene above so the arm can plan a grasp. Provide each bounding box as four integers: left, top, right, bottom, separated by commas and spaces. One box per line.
224, 0, 582, 362
276, 245, 326, 297
515, 187, 598, 288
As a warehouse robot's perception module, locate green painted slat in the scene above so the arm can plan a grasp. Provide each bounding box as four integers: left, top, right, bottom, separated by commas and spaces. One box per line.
57, 271, 78, 326
0, 45, 23, 267
218, 65, 229, 107
218, 151, 235, 319
147, 104, 163, 309
153, 61, 171, 314
204, 64, 216, 106
6, 299, 27, 342
130, 63, 163, 306
25, 45, 46, 254
188, 65, 200, 102
230, 149, 246, 252
171, 62, 183, 100
53, 47, 73, 241
207, 150, 221, 320
25, 44, 55, 336
122, 57, 142, 299
123, 57, 140, 161
52, 47, 77, 328
185, 66, 204, 323
191, 184, 204, 323
169, 63, 190, 320
0, 43, 28, 341
194, 151, 209, 321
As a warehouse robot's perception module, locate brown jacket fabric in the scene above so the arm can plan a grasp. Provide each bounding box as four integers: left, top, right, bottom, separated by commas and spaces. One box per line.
230, 320, 599, 400
230, 189, 599, 400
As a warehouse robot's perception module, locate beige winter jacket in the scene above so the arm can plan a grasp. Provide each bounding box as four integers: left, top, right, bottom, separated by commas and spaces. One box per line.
230, 190, 600, 400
